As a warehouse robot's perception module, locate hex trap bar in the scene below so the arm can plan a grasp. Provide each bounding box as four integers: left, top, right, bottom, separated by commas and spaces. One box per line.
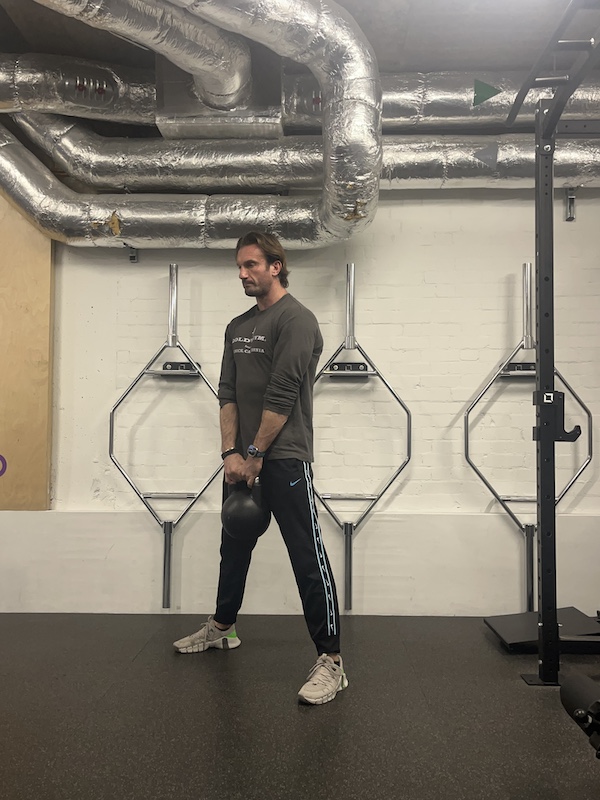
314, 263, 411, 611
109, 263, 223, 608
464, 262, 592, 613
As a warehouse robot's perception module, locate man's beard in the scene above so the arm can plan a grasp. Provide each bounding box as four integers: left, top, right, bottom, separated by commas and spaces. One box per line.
243, 283, 265, 296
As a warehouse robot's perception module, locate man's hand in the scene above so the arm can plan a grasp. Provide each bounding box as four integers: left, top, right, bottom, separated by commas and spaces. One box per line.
240, 457, 263, 488
223, 453, 246, 484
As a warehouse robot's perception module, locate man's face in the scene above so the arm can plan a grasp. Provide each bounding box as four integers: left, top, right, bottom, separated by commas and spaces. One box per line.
236, 244, 280, 298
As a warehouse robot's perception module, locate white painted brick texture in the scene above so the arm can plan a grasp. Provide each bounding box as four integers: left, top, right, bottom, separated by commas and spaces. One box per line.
49, 192, 600, 517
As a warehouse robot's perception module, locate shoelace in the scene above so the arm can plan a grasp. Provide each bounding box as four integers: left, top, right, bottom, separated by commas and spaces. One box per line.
186, 622, 209, 642
306, 656, 339, 686
189, 619, 217, 642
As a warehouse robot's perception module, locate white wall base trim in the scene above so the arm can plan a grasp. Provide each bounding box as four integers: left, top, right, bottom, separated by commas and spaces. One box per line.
2, 511, 598, 617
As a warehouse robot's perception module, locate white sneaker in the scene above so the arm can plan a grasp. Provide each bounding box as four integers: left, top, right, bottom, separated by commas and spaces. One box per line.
297, 654, 348, 705
173, 616, 241, 653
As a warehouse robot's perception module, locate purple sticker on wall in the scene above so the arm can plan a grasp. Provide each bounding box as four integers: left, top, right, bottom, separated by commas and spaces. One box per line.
0, 455, 6, 477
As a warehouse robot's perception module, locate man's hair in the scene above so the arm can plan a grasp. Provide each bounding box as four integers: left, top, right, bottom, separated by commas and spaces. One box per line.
235, 231, 289, 288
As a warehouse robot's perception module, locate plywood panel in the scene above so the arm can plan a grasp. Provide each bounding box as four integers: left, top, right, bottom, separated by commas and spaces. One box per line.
0, 197, 53, 509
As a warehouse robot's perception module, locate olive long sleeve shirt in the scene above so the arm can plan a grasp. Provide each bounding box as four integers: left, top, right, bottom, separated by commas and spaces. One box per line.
218, 293, 323, 462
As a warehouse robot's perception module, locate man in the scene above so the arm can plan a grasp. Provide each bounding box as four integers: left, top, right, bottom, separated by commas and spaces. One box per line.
173, 231, 346, 705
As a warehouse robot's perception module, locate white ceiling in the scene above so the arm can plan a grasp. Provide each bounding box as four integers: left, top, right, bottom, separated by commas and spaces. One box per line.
339, 0, 577, 73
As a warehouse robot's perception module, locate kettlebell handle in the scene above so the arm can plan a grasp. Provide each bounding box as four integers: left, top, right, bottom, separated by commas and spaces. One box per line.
251, 475, 262, 501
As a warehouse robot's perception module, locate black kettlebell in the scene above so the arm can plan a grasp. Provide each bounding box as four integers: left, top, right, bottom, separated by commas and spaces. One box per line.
221, 477, 271, 541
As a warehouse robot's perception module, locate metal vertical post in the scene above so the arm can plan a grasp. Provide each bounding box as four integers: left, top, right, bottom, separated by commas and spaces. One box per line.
523, 262, 534, 350
528, 99, 560, 685
168, 263, 178, 347
343, 522, 354, 610
345, 263, 356, 350
162, 521, 174, 609
523, 263, 536, 617
525, 524, 535, 613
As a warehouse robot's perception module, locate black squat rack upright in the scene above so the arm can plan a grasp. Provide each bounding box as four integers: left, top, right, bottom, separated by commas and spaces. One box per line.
490, 0, 600, 685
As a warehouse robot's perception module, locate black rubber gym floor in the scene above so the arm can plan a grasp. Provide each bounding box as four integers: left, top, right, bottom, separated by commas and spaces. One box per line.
1, 613, 598, 800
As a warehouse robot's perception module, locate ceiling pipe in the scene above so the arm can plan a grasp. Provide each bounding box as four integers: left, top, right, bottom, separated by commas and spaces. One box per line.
31, 0, 252, 110
12, 112, 323, 191
7, 58, 600, 133
8, 0, 382, 247
0, 123, 341, 249
14, 112, 600, 192
285, 71, 600, 133
165, 0, 383, 243
0, 54, 155, 124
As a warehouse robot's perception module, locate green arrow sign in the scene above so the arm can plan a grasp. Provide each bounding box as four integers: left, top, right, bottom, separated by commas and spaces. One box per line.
473, 79, 502, 107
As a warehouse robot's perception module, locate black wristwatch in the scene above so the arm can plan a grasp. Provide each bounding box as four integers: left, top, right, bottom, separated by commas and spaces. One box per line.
247, 444, 267, 459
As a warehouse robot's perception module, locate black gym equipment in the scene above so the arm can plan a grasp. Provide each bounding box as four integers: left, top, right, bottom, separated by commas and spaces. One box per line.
561, 674, 600, 758
221, 478, 271, 541
486, 0, 600, 685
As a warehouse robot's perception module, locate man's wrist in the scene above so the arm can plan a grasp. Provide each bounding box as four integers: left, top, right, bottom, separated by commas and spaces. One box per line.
221, 447, 240, 460
247, 444, 267, 459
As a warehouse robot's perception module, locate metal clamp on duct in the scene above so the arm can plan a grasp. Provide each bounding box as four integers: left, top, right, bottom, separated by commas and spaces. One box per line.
560, 673, 600, 757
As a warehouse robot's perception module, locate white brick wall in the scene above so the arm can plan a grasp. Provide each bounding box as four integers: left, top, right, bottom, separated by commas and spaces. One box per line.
3, 188, 600, 613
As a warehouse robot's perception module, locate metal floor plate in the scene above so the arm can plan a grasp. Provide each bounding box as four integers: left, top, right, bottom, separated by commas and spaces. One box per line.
484, 606, 600, 653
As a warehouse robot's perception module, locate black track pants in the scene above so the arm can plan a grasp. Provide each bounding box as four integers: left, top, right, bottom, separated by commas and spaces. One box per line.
215, 458, 341, 655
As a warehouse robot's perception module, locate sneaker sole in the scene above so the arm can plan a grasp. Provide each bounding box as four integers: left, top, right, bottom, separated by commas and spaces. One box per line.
174, 635, 241, 654
297, 674, 349, 705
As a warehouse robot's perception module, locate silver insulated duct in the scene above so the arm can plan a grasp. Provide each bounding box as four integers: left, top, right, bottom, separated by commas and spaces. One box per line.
0, 123, 357, 249
166, 0, 383, 244
12, 113, 324, 192
0, 54, 155, 124
0, 124, 204, 248
31, 0, 252, 110
8, 59, 600, 132
8, 2, 600, 249
14, 113, 600, 192
4, 0, 383, 247
284, 71, 600, 133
